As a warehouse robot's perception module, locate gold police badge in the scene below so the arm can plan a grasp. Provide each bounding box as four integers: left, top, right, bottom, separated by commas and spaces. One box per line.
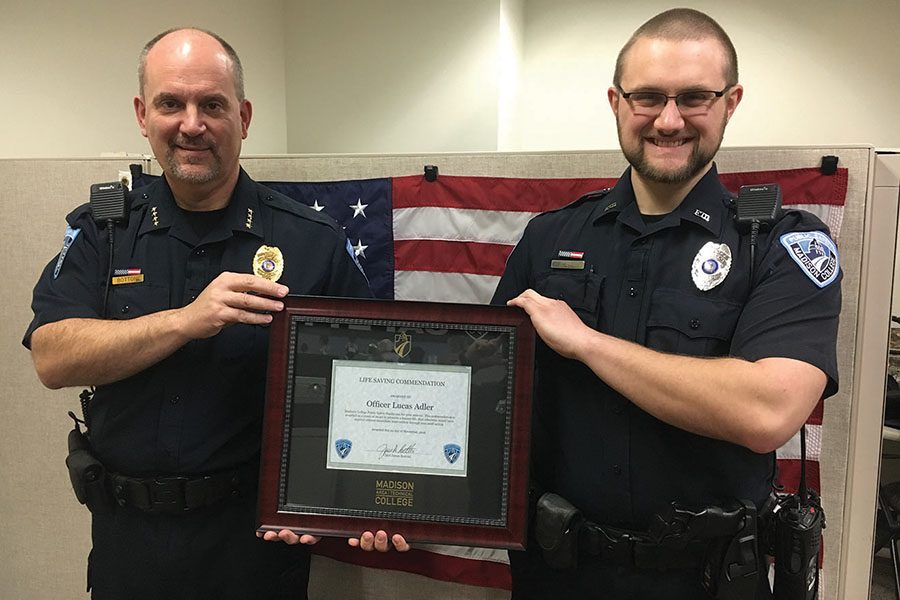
252, 245, 284, 282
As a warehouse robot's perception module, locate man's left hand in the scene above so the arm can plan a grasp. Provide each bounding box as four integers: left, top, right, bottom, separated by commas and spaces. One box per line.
508, 289, 592, 359
256, 530, 320, 545
348, 531, 410, 552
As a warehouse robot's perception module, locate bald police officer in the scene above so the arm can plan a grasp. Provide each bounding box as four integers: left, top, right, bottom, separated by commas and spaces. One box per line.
25, 28, 405, 599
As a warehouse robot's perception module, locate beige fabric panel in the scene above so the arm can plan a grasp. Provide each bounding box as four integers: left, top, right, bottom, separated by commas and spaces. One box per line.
3, 148, 869, 600
0, 158, 150, 600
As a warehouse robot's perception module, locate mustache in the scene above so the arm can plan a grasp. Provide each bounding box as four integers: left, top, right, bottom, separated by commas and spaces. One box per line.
170, 136, 215, 151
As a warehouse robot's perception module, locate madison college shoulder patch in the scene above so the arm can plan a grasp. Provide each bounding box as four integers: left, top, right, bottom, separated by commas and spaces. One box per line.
53, 225, 81, 279
780, 231, 839, 288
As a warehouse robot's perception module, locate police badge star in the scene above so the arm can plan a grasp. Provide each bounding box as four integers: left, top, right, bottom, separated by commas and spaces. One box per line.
252, 245, 284, 282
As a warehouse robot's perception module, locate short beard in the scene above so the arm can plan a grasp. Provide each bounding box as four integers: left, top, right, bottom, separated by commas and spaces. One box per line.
618, 114, 726, 185
164, 138, 222, 185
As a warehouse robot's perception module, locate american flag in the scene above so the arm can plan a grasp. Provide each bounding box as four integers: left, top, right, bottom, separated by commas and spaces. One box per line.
134, 166, 848, 589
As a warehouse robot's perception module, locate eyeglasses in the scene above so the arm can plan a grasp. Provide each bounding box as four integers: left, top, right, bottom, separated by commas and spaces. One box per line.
618, 85, 734, 116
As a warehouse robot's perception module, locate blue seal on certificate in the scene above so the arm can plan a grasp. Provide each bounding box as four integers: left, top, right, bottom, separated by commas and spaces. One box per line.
335, 439, 352, 459
443, 443, 461, 464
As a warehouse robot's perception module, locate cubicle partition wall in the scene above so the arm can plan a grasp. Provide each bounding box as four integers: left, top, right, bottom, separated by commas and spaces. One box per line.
0, 147, 885, 600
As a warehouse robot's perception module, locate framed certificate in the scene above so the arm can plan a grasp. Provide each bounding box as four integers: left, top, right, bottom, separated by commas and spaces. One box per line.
257, 296, 535, 549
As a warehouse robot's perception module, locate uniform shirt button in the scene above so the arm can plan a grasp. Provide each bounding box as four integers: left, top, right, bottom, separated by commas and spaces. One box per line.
194, 248, 206, 256
613, 465, 622, 476
120, 305, 129, 314
690, 319, 700, 329
171, 395, 180, 405
628, 287, 637, 297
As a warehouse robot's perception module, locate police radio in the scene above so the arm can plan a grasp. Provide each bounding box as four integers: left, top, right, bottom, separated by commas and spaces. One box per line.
736, 184, 782, 280
89, 181, 129, 225
772, 426, 824, 600
90, 181, 130, 324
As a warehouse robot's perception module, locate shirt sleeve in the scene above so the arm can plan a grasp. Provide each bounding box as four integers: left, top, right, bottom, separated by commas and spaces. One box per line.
23, 207, 103, 348
729, 210, 842, 399
490, 219, 538, 306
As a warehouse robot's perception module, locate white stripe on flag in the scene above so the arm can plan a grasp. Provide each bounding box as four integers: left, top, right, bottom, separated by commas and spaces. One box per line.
791, 204, 844, 241
394, 207, 537, 244
774, 424, 822, 461
395, 271, 500, 304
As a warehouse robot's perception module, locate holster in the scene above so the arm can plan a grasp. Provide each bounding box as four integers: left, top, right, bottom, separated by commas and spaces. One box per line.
700, 500, 761, 600
65, 425, 114, 514
535, 492, 584, 570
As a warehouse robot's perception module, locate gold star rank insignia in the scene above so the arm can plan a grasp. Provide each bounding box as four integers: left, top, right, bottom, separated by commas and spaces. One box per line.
252, 245, 284, 282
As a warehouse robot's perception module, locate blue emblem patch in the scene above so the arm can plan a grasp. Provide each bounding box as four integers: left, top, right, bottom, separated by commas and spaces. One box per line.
702, 259, 719, 275
335, 439, 352, 459
779, 231, 840, 288
443, 443, 461, 465
53, 226, 81, 279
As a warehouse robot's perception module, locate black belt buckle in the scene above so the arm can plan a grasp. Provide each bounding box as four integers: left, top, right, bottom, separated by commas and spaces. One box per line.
149, 476, 189, 513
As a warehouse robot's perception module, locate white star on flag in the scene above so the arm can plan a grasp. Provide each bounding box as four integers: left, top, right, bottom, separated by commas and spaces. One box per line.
352, 239, 368, 258
350, 198, 368, 218
311, 200, 325, 211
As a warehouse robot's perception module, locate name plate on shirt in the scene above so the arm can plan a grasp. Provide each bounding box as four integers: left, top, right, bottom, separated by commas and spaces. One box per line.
257, 296, 534, 550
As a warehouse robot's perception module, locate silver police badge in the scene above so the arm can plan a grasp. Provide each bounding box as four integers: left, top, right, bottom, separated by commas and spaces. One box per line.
691, 242, 732, 291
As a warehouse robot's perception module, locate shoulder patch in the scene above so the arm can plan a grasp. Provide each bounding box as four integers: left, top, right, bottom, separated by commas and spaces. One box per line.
779, 231, 839, 288
53, 225, 81, 279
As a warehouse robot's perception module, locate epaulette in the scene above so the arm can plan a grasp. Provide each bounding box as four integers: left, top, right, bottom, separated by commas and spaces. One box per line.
258, 185, 342, 232
542, 187, 613, 216
65, 202, 92, 226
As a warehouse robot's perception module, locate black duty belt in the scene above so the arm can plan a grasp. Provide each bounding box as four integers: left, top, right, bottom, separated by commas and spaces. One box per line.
109, 464, 256, 515
579, 522, 709, 570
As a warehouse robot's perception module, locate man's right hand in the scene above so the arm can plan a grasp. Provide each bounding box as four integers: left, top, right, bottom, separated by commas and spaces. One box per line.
178, 272, 289, 339
30, 272, 290, 389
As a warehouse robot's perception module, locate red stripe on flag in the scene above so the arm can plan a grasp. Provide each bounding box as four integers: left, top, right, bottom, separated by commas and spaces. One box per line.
808, 400, 824, 426
313, 538, 512, 590
393, 174, 616, 211
774, 459, 821, 495
719, 167, 848, 206
395, 240, 513, 276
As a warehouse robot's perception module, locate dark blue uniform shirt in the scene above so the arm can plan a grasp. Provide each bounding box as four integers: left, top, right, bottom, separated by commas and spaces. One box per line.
25, 169, 373, 477
492, 165, 841, 530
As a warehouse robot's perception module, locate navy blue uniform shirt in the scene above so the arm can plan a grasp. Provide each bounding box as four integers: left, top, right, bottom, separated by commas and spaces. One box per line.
25, 169, 373, 476
492, 165, 841, 529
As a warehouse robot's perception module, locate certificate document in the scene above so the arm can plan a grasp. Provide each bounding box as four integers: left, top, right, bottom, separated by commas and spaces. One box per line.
258, 296, 534, 548
326, 360, 472, 477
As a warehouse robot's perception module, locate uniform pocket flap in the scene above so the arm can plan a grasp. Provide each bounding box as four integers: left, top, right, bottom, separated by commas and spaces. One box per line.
647, 288, 741, 341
